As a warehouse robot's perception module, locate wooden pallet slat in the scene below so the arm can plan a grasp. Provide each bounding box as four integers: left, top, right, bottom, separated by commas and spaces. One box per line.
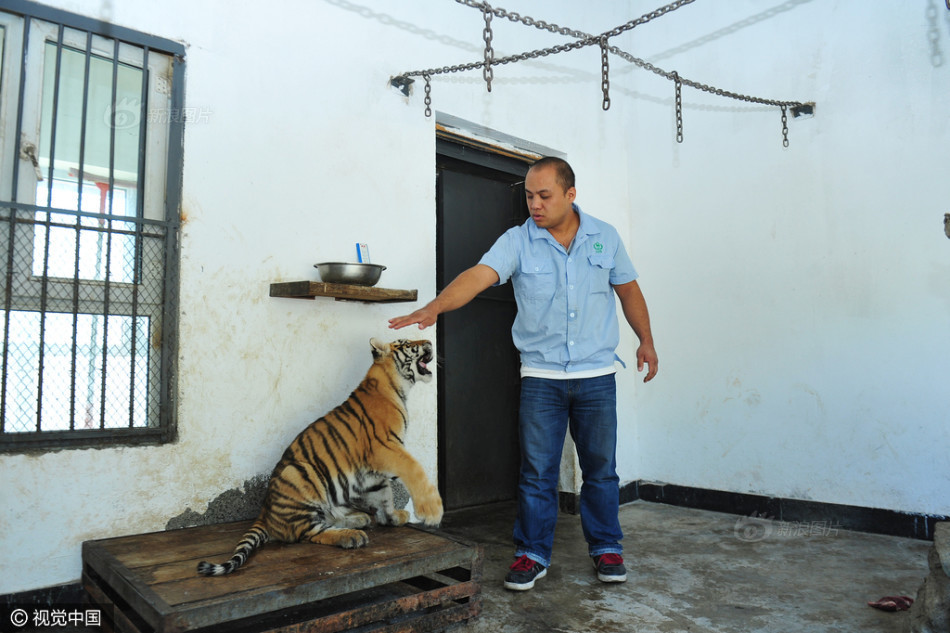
83, 522, 481, 633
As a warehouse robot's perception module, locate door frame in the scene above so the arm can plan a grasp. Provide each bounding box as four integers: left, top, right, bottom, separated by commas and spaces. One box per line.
435, 136, 534, 508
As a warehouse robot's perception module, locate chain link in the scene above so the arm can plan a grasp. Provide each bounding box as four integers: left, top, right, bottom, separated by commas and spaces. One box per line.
672, 71, 683, 143
600, 37, 611, 111
423, 73, 432, 118
482, 3, 494, 92
780, 105, 789, 148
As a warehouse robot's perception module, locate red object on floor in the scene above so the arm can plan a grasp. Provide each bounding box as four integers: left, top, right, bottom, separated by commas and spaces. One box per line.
867, 595, 914, 612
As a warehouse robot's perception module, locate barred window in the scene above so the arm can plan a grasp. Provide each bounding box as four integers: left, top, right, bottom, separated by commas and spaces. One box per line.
0, 1, 184, 451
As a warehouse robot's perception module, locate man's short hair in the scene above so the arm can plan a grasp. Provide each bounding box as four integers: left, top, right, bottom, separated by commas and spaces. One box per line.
528, 156, 575, 192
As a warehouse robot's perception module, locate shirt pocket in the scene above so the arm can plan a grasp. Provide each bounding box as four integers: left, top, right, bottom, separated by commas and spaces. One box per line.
587, 254, 614, 294
517, 258, 556, 302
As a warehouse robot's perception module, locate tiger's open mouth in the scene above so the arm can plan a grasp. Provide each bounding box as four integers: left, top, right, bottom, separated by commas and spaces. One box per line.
417, 351, 433, 376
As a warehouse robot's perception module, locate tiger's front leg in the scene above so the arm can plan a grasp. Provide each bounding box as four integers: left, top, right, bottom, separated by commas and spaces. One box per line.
371, 448, 443, 527
411, 488, 443, 527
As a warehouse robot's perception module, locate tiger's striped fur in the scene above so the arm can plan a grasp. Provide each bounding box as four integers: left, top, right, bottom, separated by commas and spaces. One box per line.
196, 338, 441, 576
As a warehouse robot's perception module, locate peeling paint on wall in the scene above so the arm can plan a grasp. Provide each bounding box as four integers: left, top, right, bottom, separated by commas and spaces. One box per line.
164, 475, 411, 531
166, 476, 269, 530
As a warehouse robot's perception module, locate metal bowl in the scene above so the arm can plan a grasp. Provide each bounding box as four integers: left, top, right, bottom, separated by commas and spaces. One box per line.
314, 262, 387, 286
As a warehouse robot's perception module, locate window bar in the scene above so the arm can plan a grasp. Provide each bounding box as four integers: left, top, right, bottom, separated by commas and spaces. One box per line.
34, 23, 68, 431
135, 49, 149, 223
69, 29, 95, 431
0, 14, 32, 432
160, 51, 186, 438
128, 46, 149, 428
97, 37, 120, 430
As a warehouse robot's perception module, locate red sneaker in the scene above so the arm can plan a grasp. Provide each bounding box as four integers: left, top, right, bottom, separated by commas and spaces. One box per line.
592, 553, 627, 583
504, 555, 547, 591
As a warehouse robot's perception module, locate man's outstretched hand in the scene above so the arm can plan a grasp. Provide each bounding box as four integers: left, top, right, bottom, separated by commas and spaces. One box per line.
388, 306, 438, 330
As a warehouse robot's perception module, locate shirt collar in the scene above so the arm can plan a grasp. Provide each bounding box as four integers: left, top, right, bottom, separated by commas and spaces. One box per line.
574, 204, 600, 239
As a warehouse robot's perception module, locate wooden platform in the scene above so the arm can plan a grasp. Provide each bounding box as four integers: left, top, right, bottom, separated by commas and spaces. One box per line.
82, 521, 482, 633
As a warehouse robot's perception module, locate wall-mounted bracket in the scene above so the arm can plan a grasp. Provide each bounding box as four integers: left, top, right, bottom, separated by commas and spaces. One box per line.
791, 103, 815, 118
390, 75, 414, 97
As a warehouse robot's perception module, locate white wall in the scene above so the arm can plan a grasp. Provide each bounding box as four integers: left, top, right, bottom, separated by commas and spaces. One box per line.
1, 0, 947, 593
625, 0, 950, 515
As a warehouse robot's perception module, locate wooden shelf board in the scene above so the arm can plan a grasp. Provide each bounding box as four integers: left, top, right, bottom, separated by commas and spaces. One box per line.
270, 281, 418, 303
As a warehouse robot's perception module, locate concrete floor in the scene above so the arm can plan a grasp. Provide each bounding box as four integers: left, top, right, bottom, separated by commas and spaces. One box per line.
438, 500, 931, 633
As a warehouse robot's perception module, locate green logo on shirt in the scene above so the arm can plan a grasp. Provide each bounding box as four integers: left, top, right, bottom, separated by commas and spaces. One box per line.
593, 242, 604, 253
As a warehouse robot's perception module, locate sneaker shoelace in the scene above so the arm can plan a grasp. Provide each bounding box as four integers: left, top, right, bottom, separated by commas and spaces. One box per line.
510, 555, 537, 572
598, 553, 624, 566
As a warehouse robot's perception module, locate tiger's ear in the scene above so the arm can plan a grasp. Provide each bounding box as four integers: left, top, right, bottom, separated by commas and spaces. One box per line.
370, 337, 389, 359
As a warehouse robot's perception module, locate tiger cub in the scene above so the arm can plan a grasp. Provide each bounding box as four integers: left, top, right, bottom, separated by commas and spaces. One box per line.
197, 338, 442, 576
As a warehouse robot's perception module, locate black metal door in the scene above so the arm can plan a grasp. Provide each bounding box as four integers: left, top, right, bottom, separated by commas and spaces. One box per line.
436, 142, 530, 510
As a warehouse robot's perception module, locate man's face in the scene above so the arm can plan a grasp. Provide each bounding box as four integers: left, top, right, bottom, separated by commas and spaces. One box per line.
524, 165, 576, 231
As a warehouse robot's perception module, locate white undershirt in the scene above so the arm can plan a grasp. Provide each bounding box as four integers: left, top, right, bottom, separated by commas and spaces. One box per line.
520, 364, 619, 380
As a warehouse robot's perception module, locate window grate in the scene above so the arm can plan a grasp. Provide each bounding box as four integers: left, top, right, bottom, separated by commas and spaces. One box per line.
0, 1, 184, 451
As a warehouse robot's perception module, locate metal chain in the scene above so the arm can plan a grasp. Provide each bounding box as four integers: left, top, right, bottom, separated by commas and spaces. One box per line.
399, 0, 696, 81
613, 49, 804, 108
455, 0, 698, 42
672, 71, 683, 143
398, 0, 812, 139
600, 37, 611, 111
780, 105, 789, 147
497, 3, 805, 109
423, 73, 432, 118
482, 3, 494, 92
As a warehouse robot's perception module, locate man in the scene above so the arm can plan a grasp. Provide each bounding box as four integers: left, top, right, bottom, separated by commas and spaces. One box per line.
389, 156, 658, 590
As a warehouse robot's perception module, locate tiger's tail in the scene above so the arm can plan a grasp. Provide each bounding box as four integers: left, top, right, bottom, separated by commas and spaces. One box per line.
196, 520, 269, 576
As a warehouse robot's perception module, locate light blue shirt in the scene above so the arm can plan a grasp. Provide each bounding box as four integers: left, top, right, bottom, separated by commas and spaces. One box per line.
478, 205, 639, 372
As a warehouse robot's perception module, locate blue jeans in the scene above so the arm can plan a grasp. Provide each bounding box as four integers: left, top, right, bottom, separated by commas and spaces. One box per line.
513, 374, 623, 568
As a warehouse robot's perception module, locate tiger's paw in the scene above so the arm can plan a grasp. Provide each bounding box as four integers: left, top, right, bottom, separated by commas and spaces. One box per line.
414, 495, 444, 527
383, 509, 410, 526
342, 512, 372, 529
338, 530, 369, 549
310, 528, 369, 549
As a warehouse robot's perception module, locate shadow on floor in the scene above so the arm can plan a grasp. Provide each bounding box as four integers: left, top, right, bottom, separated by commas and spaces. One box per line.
438, 500, 929, 633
